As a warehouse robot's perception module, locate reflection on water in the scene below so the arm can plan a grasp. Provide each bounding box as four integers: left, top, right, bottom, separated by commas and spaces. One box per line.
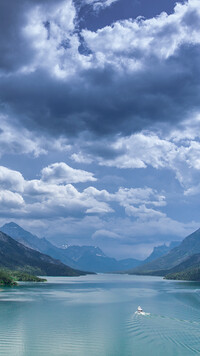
0, 274, 200, 355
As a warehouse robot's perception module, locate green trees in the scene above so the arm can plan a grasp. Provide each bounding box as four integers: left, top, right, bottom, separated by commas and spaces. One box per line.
0, 269, 46, 286
0, 270, 16, 286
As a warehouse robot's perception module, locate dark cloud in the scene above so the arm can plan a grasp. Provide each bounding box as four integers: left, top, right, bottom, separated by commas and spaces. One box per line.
1, 42, 200, 144
0, 1, 30, 71
0, 0, 63, 72
85, 141, 126, 159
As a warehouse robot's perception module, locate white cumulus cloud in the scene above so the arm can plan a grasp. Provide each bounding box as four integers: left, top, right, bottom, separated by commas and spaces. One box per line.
41, 162, 97, 184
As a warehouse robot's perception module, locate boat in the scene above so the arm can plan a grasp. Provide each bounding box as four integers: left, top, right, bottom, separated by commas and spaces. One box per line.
137, 306, 143, 313
135, 306, 150, 316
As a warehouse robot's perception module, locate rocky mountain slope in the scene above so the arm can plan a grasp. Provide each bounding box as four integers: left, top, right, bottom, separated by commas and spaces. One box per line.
0, 231, 87, 276
128, 228, 200, 275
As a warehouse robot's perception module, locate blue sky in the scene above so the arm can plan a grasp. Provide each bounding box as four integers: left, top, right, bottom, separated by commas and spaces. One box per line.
0, 0, 200, 259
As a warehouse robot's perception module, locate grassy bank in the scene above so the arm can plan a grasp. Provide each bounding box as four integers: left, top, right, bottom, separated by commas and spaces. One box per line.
0, 269, 46, 286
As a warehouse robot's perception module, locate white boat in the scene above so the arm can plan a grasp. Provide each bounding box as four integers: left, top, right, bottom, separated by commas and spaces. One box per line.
135, 306, 150, 316
137, 306, 143, 313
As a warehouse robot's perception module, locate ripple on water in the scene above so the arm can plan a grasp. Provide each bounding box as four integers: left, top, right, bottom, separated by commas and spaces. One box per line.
0, 313, 112, 356
125, 312, 200, 355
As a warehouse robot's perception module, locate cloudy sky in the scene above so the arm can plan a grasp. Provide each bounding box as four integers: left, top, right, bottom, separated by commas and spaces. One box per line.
0, 0, 200, 259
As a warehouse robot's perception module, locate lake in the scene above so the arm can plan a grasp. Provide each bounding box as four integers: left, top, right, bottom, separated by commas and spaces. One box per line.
0, 274, 200, 355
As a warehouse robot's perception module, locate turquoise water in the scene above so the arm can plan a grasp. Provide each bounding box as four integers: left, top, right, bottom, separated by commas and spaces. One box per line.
0, 274, 200, 355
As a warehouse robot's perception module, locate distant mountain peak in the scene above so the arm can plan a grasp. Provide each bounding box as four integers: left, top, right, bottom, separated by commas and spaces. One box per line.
142, 242, 180, 265
1, 222, 37, 237
2, 222, 30, 234
3, 222, 20, 228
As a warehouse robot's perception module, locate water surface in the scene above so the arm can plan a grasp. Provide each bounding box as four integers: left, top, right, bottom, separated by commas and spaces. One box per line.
0, 274, 200, 355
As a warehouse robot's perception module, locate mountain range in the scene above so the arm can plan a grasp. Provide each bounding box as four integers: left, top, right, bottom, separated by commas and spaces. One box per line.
0, 231, 87, 276
128, 228, 200, 279
0, 222, 180, 273
0, 222, 142, 272
2, 221, 200, 280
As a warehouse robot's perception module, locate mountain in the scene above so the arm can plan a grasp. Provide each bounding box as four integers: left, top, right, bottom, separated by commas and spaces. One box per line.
166, 253, 200, 274
143, 241, 180, 264
0, 231, 87, 276
164, 253, 200, 281
61, 245, 142, 272
164, 253, 200, 280
128, 228, 200, 275
60, 245, 117, 273
0, 223, 142, 272
68, 249, 142, 273
62, 245, 106, 261
1, 222, 77, 268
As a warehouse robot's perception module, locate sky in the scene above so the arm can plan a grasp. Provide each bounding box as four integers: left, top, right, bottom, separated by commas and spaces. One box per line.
0, 0, 200, 259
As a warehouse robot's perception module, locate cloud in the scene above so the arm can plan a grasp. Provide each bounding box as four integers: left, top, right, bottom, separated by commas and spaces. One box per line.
97, 133, 175, 169
83, 0, 119, 11
71, 152, 93, 164
92, 229, 121, 239
0, 163, 167, 224
22, 0, 80, 77
41, 162, 97, 184
0, 166, 25, 192
0, 115, 72, 158
79, 116, 200, 194
0, 0, 64, 73
0, 191, 24, 209
83, 186, 111, 201
184, 184, 200, 196
90, 215, 200, 245
0, 164, 112, 218
24, 183, 114, 218
75, 185, 167, 221
125, 204, 166, 220
1, 0, 200, 143
114, 187, 166, 207
0, 116, 46, 157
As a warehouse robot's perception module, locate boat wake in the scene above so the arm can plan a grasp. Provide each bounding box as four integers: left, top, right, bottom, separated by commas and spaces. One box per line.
135, 306, 150, 316
126, 310, 200, 354
135, 311, 150, 316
